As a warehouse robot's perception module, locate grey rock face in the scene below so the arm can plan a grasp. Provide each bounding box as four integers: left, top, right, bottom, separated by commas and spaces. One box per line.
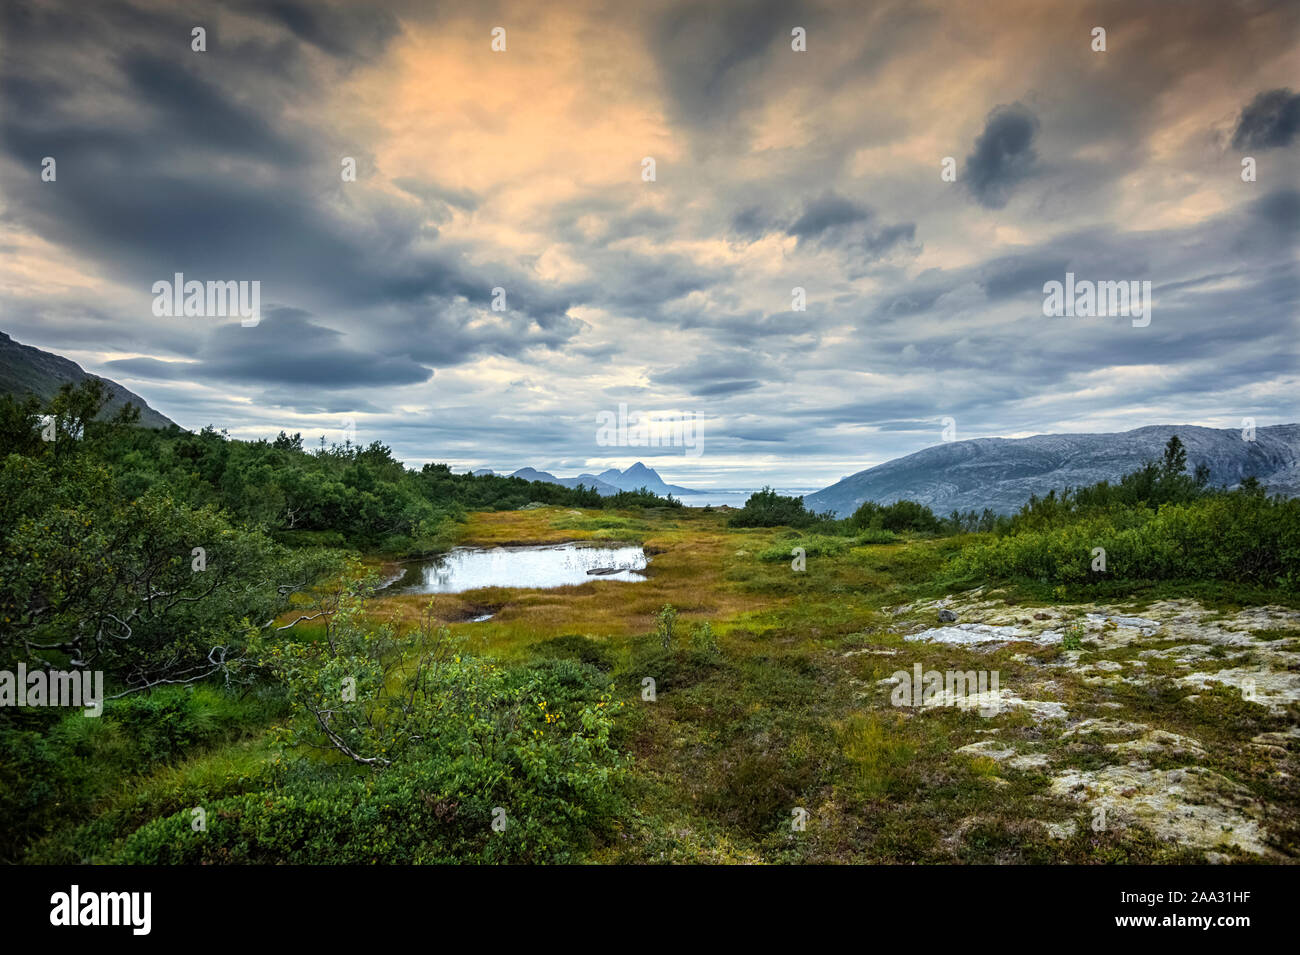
805, 424, 1299, 517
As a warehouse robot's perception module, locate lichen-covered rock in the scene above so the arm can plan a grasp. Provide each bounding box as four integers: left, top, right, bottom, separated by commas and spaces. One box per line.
1050, 763, 1274, 856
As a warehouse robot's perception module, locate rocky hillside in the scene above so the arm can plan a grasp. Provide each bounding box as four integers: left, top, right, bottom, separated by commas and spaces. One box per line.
0, 331, 176, 429
805, 424, 1300, 517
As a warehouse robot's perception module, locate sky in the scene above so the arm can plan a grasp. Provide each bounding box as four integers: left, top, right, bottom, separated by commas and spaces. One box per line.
0, 0, 1297, 490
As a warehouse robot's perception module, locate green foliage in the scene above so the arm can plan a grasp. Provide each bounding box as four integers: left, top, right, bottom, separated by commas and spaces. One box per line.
1061, 623, 1085, 650
655, 603, 679, 651
729, 487, 830, 528
836, 713, 914, 799
115, 648, 626, 864
757, 530, 897, 561
4, 383, 683, 566
954, 486, 1298, 588
690, 620, 719, 656
0, 685, 277, 862
848, 499, 943, 534
0, 382, 648, 864
0, 422, 307, 692
1161, 434, 1188, 477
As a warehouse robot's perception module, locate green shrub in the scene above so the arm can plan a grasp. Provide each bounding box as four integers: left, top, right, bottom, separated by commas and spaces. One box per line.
690, 621, 719, 655
530, 634, 616, 671
114, 656, 626, 864
729, 487, 826, 528
953, 494, 1298, 588
656, 604, 678, 651
849, 499, 942, 534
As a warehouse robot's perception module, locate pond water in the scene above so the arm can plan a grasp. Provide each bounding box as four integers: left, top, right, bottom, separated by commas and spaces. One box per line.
383, 542, 649, 595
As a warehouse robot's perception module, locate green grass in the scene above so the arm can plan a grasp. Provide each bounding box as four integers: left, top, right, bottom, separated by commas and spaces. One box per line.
11, 506, 1298, 865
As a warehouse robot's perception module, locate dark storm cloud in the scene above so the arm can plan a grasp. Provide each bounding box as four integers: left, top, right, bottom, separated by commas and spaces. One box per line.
870, 277, 954, 320
730, 205, 773, 241
653, 351, 783, 398
1231, 88, 1300, 150
964, 103, 1040, 209
1, 0, 1297, 484
570, 251, 722, 318
692, 379, 761, 397
255, 1, 400, 59
861, 222, 916, 258
107, 308, 433, 388
978, 256, 1071, 300
787, 193, 870, 240
649, 0, 803, 130
1251, 189, 1300, 233
725, 193, 915, 273
732, 426, 787, 442
119, 51, 310, 164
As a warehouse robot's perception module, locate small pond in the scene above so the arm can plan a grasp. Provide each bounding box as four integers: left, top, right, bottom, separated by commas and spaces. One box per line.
383, 542, 649, 595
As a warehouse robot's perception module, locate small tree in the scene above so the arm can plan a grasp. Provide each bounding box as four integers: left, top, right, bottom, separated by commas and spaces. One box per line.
656, 604, 678, 651
690, 620, 719, 656
1161, 435, 1187, 476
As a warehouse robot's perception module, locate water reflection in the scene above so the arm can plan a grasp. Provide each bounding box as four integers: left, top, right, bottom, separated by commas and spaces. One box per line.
384, 542, 649, 595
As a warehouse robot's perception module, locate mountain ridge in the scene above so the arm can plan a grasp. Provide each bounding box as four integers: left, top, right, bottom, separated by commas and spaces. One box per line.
804, 424, 1300, 517
471, 462, 703, 497
0, 331, 177, 429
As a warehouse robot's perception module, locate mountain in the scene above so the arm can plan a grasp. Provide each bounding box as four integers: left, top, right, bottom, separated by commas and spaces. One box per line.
504, 462, 702, 497
0, 331, 176, 428
509, 467, 622, 495
804, 424, 1300, 517
585, 462, 703, 496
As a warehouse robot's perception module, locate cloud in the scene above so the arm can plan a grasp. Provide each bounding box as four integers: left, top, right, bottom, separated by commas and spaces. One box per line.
0, 0, 1296, 488
978, 256, 1070, 299
254, 0, 400, 60
1231, 88, 1300, 150
787, 193, 871, 240
964, 102, 1040, 209
107, 308, 434, 389
650, 0, 802, 133
1251, 189, 1300, 233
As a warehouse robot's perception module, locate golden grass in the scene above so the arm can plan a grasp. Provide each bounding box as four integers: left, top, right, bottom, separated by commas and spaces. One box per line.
371, 505, 795, 661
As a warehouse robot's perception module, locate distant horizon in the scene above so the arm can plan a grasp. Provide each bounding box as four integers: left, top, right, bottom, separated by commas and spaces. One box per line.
10, 321, 1298, 493
15, 322, 1300, 492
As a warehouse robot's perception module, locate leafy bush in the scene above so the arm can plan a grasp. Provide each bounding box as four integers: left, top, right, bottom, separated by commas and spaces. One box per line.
0, 685, 276, 862
690, 621, 719, 655
848, 499, 943, 534
728, 487, 828, 528
113, 656, 626, 864
953, 493, 1299, 588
